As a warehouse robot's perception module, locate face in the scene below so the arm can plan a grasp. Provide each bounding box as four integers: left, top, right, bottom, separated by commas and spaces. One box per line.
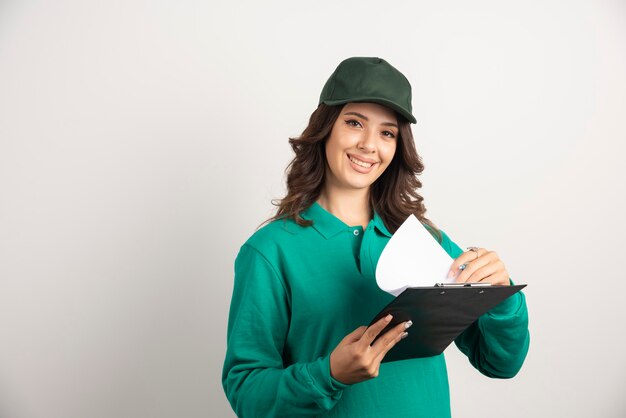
324, 102, 398, 192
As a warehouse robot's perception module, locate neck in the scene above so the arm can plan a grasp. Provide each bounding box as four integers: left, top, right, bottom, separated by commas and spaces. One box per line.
316, 184, 372, 229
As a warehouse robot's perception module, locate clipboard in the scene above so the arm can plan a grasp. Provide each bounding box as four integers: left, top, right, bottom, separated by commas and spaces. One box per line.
368, 284, 526, 362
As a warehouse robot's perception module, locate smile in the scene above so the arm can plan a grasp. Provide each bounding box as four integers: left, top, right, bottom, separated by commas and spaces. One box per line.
347, 154, 376, 168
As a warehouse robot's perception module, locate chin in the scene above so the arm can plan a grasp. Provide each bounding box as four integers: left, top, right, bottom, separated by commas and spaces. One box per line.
344, 178, 376, 190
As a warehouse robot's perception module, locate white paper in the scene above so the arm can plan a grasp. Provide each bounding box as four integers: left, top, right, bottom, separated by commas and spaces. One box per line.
375, 214, 456, 296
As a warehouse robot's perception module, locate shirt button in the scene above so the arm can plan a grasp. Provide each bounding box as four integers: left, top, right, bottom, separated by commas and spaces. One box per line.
353, 229, 360, 236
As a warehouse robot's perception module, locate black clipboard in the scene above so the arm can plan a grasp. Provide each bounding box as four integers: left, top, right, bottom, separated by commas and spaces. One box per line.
368, 284, 526, 362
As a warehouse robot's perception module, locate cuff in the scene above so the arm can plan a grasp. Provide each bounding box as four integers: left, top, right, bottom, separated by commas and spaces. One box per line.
306, 353, 350, 398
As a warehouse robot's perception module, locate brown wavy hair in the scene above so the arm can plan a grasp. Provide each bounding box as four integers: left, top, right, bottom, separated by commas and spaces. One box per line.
260, 103, 442, 242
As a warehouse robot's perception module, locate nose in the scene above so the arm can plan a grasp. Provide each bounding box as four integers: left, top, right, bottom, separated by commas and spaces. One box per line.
357, 128, 377, 153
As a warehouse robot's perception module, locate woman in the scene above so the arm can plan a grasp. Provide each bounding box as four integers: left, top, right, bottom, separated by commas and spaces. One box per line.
222, 57, 529, 417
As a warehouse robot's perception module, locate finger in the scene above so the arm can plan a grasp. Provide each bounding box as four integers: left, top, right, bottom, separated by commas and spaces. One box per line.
370, 320, 411, 356
461, 261, 499, 283
454, 250, 498, 282
455, 256, 491, 283
358, 314, 394, 347
343, 326, 368, 344
447, 248, 486, 279
477, 270, 510, 286
464, 260, 504, 283
373, 326, 409, 365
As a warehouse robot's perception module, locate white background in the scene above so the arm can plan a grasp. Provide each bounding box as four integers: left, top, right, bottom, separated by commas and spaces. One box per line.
1, 1, 625, 417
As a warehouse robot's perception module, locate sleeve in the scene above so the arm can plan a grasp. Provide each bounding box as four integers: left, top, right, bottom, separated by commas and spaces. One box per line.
439, 229, 531, 378
221, 244, 349, 417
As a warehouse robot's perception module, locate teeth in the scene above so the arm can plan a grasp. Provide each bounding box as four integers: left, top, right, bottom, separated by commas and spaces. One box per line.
349, 155, 374, 168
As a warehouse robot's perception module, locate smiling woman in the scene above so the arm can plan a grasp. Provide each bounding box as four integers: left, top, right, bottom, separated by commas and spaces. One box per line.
263, 82, 441, 241
221, 57, 530, 418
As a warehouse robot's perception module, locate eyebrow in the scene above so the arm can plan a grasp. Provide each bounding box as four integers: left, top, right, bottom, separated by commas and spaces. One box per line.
343, 111, 398, 128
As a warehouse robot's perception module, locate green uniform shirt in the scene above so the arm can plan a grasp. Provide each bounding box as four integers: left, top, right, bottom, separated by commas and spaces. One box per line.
222, 202, 530, 417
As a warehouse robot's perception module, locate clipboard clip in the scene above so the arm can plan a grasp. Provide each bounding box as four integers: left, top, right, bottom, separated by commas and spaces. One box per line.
434, 282, 492, 287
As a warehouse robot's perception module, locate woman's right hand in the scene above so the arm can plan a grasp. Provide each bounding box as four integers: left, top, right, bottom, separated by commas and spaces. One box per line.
329, 314, 412, 385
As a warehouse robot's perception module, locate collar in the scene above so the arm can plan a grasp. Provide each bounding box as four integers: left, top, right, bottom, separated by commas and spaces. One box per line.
300, 201, 392, 239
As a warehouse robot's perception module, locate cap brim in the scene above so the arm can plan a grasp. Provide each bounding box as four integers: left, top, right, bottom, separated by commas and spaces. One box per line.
321, 97, 417, 124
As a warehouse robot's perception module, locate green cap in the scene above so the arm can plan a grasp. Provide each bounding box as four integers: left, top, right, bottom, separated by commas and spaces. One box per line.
318, 57, 417, 124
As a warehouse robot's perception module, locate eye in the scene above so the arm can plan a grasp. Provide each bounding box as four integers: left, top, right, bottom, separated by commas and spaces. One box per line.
345, 119, 363, 128
382, 130, 396, 139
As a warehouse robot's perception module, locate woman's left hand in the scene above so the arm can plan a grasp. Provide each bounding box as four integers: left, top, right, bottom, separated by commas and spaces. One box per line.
447, 247, 510, 286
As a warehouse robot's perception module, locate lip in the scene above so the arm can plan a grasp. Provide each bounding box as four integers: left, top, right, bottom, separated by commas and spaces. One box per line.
346, 153, 378, 174
347, 153, 378, 164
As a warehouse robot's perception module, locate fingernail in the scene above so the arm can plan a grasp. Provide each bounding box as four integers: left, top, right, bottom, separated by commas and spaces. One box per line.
385, 314, 393, 322
404, 320, 413, 329
447, 270, 453, 279
401, 332, 409, 339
